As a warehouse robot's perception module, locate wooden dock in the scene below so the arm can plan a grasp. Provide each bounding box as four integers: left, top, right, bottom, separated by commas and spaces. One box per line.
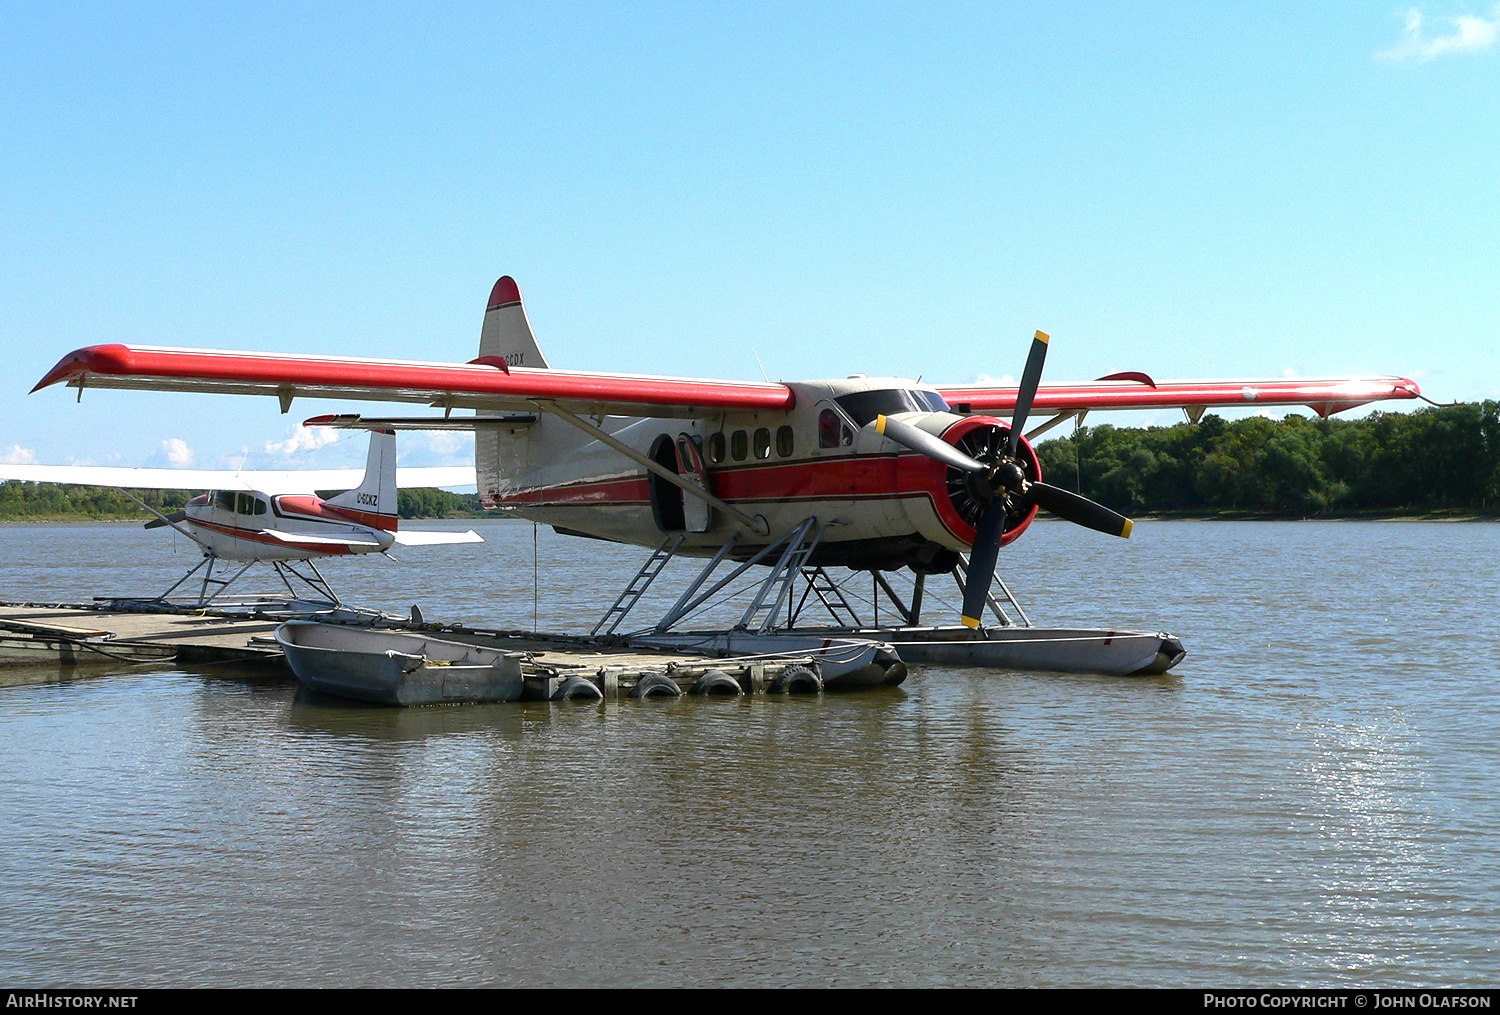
0, 601, 825, 699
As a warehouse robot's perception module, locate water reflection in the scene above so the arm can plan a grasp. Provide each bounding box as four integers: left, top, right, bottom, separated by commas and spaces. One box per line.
1, 520, 1498, 985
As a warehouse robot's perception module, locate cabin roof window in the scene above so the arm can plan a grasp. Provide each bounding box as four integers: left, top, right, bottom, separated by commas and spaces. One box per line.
833, 389, 949, 427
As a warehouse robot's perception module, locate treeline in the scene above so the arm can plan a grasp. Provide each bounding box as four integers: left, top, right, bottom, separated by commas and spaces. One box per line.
0, 484, 194, 520
0, 483, 484, 521
6, 403, 1499, 521
391, 488, 485, 519
1035, 402, 1500, 516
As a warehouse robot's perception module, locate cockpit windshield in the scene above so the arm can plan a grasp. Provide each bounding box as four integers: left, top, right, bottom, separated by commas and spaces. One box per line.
833, 389, 949, 427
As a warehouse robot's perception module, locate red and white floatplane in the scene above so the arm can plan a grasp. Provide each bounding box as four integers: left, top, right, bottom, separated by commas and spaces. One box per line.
24, 275, 1422, 674
0, 431, 479, 606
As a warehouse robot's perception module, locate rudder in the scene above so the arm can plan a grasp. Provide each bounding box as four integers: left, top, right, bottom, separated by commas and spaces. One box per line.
327, 430, 398, 530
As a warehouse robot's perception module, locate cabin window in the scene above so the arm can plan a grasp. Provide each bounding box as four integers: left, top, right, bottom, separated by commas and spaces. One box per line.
776, 425, 794, 458
253, 497, 267, 516
236, 493, 255, 515
754, 428, 771, 459
708, 432, 726, 464
213, 490, 235, 512
818, 409, 854, 449
731, 430, 748, 461
819, 409, 840, 449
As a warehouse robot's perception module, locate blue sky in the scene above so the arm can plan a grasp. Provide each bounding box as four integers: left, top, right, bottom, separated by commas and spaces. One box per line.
1, 2, 1496, 472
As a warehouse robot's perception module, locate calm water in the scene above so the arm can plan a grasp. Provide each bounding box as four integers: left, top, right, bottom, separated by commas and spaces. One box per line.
0, 519, 1495, 987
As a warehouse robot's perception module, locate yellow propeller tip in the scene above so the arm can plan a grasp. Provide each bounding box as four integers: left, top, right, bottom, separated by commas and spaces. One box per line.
960, 615, 982, 629
1121, 519, 1133, 539
875, 414, 887, 434
1035, 330, 1050, 344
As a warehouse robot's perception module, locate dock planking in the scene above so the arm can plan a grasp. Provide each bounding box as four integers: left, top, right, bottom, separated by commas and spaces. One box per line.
0, 602, 820, 700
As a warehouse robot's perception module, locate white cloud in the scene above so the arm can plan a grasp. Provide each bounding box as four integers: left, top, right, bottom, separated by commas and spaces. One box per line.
971, 373, 1017, 386
394, 432, 475, 467
421, 432, 467, 460
160, 438, 195, 468
1378, 6, 1500, 61
264, 425, 340, 458
0, 444, 38, 465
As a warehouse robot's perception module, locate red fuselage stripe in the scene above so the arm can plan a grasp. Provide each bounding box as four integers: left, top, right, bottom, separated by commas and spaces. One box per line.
189, 518, 356, 555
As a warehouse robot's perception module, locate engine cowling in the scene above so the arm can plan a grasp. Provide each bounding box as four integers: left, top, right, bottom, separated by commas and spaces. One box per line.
897, 413, 1042, 553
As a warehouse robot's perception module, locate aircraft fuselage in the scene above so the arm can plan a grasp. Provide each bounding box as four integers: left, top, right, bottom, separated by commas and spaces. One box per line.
478, 377, 1041, 571
180, 490, 396, 561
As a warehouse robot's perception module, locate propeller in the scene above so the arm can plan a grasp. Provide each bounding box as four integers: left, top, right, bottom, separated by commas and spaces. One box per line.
144, 510, 188, 530
875, 330, 1132, 628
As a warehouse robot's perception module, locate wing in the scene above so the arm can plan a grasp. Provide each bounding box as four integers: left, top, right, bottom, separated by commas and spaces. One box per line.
937, 374, 1423, 419
33, 345, 795, 419
391, 529, 485, 546
0, 463, 476, 493
394, 466, 477, 489
31, 344, 1420, 421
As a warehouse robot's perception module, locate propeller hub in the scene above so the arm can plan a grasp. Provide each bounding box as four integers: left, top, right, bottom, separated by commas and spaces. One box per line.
993, 460, 1028, 493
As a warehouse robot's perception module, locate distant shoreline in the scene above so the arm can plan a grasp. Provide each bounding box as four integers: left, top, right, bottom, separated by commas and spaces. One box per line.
2, 510, 1495, 525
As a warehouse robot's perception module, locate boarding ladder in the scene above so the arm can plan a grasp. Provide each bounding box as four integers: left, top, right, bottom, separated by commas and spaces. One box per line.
788, 566, 864, 629
738, 517, 829, 633
591, 535, 684, 636
953, 555, 1029, 628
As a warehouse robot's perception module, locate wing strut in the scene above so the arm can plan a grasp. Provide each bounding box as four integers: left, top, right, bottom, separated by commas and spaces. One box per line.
116, 488, 197, 541
537, 403, 769, 536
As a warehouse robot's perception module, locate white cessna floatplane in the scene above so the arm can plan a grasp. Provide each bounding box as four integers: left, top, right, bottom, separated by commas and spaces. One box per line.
27, 276, 1421, 673
0, 430, 480, 605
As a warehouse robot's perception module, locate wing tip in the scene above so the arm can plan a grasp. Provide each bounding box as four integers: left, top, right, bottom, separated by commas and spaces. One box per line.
31, 345, 133, 393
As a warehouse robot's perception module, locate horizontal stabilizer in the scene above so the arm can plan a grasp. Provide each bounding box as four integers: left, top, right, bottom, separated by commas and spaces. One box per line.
258, 529, 384, 548
391, 529, 485, 546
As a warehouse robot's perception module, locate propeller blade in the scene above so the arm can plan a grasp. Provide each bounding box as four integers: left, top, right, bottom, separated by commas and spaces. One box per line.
1007, 330, 1049, 458
876, 415, 986, 473
1028, 483, 1133, 538
144, 510, 188, 530
961, 500, 1009, 628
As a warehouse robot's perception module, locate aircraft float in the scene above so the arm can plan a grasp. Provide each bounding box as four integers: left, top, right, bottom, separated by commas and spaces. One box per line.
23, 276, 1421, 673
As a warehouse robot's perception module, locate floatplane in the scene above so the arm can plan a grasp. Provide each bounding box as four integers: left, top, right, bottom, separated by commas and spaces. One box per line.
0, 430, 480, 606
25, 276, 1421, 674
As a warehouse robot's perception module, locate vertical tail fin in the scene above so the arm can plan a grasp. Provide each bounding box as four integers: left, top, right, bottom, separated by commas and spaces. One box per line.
327, 430, 398, 530
479, 276, 550, 369
476, 276, 556, 504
